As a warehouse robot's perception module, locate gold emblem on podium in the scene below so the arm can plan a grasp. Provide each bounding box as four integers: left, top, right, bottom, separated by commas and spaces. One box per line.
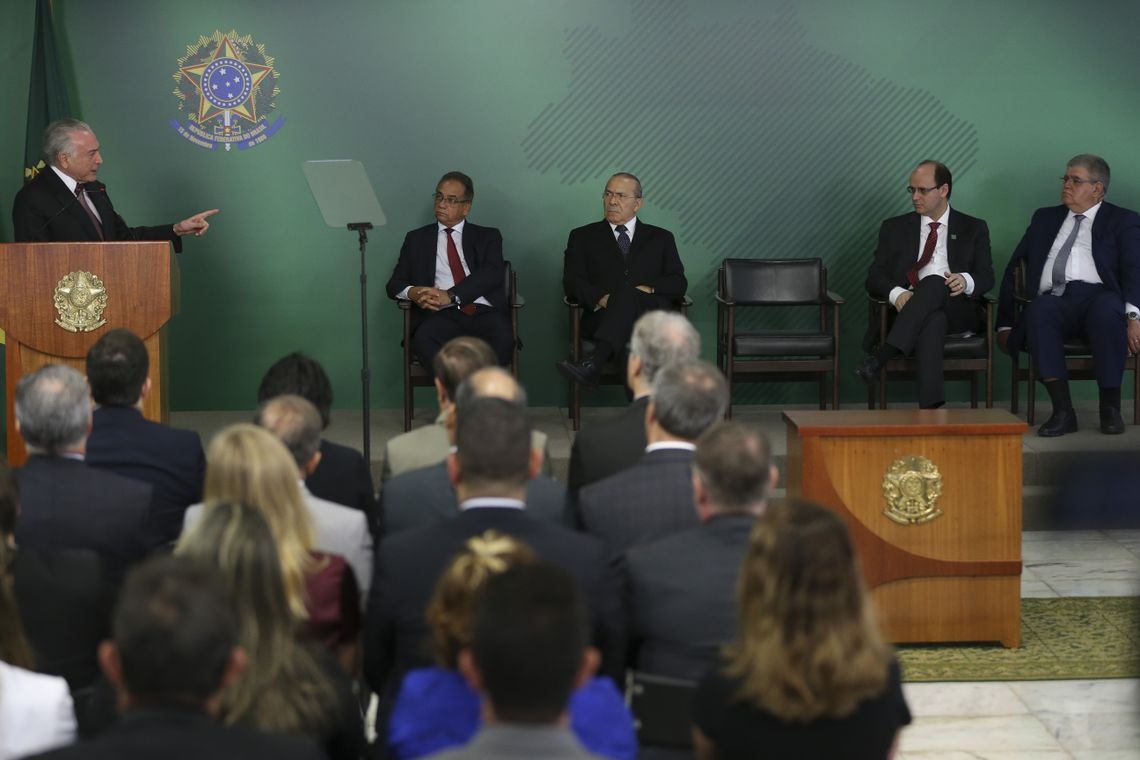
53, 271, 108, 333
882, 455, 943, 525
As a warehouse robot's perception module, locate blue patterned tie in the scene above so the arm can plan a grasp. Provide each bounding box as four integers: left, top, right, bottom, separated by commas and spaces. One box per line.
1050, 214, 1084, 296
616, 225, 631, 257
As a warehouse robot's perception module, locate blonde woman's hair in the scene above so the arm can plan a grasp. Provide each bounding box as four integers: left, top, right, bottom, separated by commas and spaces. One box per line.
203, 423, 315, 619
723, 499, 891, 721
176, 502, 338, 733
426, 531, 537, 667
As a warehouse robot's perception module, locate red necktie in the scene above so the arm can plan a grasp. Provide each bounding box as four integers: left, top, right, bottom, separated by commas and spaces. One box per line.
76, 185, 104, 240
445, 228, 476, 315
907, 221, 939, 286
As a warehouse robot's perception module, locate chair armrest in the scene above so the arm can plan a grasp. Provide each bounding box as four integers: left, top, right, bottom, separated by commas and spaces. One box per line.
865, 293, 888, 305
714, 293, 734, 306
826, 290, 845, 304
676, 295, 693, 307
397, 300, 412, 311
512, 294, 525, 308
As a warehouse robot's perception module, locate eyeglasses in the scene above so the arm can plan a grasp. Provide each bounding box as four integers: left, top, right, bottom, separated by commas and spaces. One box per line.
1060, 176, 1099, 187
906, 186, 942, 195
433, 193, 470, 206
603, 190, 640, 201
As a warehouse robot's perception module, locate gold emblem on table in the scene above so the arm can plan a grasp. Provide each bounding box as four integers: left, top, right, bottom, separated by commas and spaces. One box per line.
53, 271, 108, 333
882, 455, 943, 525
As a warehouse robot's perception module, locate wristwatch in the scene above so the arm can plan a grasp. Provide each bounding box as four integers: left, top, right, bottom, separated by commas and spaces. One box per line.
1127, 311, 1139, 321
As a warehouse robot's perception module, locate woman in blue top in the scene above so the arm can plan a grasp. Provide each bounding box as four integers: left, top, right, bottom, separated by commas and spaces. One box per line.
387, 530, 636, 760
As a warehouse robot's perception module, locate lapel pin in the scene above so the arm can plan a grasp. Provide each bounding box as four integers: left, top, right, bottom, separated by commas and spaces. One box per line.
950, 234, 957, 240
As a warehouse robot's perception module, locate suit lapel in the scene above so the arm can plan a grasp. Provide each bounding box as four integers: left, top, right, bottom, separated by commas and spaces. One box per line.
946, 209, 962, 271
596, 220, 624, 262
45, 170, 103, 240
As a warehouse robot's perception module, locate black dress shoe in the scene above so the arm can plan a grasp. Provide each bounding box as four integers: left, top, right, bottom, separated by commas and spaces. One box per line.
556, 357, 601, 388
1100, 407, 1125, 435
853, 355, 882, 385
1038, 408, 1078, 437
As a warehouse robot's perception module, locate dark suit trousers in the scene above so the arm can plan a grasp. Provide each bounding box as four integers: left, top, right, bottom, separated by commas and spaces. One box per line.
580, 286, 663, 350
1020, 281, 1126, 387
411, 305, 513, 368
885, 275, 981, 407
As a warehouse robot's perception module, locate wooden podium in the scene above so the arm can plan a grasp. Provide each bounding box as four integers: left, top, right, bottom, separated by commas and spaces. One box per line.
784, 409, 1026, 647
0, 242, 179, 465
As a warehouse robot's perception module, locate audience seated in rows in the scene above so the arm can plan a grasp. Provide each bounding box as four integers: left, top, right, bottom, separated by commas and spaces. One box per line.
25, 556, 326, 760
567, 310, 700, 512
380, 366, 568, 536
579, 359, 728, 558
0, 532, 76, 760
620, 421, 776, 682
364, 394, 622, 735
693, 500, 911, 759
183, 425, 359, 666
256, 394, 373, 599
388, 531, 634, 760
13, 364, 151, 586
176, 505, 364, 760
381, 336, 551, 482
258, 352, 376, 514
423, 562, 610, 760
85, 328, 205, 548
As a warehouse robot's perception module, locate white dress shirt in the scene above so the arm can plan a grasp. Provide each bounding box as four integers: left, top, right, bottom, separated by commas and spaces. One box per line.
888, 207, 974, 307
397, 219, 491, 307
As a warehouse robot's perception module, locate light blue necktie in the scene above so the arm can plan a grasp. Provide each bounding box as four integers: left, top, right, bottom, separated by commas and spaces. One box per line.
1050, 214, 1085, 295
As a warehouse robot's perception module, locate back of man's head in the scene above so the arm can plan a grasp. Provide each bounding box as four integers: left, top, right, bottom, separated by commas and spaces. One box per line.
468, 561, 589, 723
257, 353, 333, 429
630, 311, 701, 385
433, 337, 498, 403
109, 556, 238, 707
453, 395, 532, 493
650, 360, 728, 441
86, 328, 149, 407
255, 395, 322, 472
694, 421, 774, 514
15, 364, 91, 455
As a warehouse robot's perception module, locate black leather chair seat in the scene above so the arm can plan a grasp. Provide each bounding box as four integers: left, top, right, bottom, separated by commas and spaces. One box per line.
942, 333, 987, 358
732, 331, 835, 357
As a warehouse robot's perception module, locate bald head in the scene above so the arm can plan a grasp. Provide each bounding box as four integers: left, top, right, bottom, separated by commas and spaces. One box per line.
456, 367, 527, 408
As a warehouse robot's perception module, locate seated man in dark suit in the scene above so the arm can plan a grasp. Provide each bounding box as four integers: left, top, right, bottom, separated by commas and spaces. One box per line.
380, 367, 568, 535
14, 364, 152, 585
257, 352, 376, 514
364, 396, 620, 724
579, 359, 728, 558
434, 563, 602, 760
85, 328, 205, 548
13, 118, 217, 245
557, 172, 688, 387
621, 422, 776, 681
385, 171, 512, 368
567, 310, 700, 511
997, 154, 1140, 436
25, 556, 323, 760
855, 160, 993, 409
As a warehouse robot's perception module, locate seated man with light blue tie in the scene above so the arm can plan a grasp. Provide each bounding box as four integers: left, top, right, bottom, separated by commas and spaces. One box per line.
385, 171, 512, 369
997, 154, 1140, 436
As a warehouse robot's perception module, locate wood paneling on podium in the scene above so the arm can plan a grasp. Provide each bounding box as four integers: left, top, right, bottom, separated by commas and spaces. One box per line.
784, 409, 1027, 647
0, 242, 178, 465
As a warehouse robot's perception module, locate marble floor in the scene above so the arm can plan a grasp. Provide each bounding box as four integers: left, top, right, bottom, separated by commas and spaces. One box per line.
896, 530, 1140, 759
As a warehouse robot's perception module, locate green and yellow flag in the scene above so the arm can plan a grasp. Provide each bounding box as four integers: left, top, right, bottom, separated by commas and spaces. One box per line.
24, 0, 72, 183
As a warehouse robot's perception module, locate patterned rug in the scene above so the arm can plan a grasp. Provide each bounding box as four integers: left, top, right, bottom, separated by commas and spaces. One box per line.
898, 597, 1140, 682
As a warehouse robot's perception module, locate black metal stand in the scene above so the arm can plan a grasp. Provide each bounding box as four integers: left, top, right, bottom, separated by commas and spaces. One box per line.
347, 222, 373, 463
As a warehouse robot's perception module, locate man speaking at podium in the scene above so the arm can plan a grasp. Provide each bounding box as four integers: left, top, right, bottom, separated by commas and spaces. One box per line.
12, 118, 218, 248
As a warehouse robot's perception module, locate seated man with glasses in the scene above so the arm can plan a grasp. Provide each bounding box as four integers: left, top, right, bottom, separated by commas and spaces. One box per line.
855, 160, 993, 409
557, 172, 687, 388
995, 154, 1140, 436
386, 171, 512, 368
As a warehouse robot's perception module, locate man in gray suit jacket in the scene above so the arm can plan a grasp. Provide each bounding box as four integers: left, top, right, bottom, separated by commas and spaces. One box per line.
579, 360, 728, 559
427, 563, 603, 760
380, 367, 569, 535
620, 422, 776, 680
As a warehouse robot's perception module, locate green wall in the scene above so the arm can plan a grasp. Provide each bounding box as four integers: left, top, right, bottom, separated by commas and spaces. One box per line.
3, 0, 1139, 412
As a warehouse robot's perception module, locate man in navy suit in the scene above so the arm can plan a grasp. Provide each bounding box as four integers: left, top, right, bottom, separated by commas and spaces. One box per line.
385, 171, 512, 368
12, 118, 217, 245
997, 154, 1140, 436
855, 160, 994, 409
86, 329, 205, 548
557, 172, 688, 387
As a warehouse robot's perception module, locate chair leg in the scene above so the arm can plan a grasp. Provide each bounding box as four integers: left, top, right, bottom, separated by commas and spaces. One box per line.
570, 380, 580, 431
818, 376, 826, 410
1010, 357, 1020, 415
878, 372, 887, 410
403, 374, 412, 432
970, 373, 979, 409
